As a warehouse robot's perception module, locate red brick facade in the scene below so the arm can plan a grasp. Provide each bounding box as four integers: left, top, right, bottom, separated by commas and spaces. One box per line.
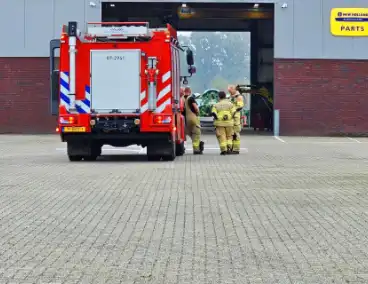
274, 59, 368, 136
1, 57, 368, 135
0, 58, 56, 133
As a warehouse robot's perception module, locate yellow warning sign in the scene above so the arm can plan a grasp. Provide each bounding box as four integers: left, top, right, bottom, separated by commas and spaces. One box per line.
330, 8, 368, 36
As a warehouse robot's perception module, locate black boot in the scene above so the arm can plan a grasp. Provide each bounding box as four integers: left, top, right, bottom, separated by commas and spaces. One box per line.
199, 141, 204, 153
220, 151, 227, 155
193, 149, 202, 155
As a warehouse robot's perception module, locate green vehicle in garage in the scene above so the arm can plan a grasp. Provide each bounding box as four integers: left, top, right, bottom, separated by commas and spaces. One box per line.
195, 89, 249, 128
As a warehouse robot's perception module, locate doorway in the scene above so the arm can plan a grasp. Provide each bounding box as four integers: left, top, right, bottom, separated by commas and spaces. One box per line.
102, 1, 275, 132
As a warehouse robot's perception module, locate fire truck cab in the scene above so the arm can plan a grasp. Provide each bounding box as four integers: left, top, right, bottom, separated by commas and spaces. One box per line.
50, 21, 196, 161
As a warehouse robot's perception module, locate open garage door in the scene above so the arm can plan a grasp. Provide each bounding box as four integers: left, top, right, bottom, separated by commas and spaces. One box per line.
102, 1, 275, 134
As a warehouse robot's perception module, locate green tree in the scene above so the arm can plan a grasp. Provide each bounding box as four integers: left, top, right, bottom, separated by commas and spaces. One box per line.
209, 75, 229, 90
178, 31, 250, 93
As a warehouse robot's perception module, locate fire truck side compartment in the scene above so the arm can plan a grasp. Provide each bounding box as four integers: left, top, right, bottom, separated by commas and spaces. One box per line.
90, 49, 141, 113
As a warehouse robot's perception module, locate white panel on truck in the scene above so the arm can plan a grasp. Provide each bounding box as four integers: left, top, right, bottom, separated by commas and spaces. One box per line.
90, 49, 141, 113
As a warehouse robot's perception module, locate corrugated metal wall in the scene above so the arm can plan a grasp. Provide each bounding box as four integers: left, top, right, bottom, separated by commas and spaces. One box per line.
0, 0, 100, 57
0, 0, 368, 59
275, 0, 368, 59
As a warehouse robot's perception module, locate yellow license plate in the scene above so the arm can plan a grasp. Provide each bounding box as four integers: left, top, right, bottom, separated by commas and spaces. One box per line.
63, 127, 86, 132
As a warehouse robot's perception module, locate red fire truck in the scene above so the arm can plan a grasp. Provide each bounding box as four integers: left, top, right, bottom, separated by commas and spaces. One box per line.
50, 21, 196, 161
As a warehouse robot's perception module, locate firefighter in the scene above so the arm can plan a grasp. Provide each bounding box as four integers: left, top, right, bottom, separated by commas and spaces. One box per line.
180, 87, 185, 98
182, 86, 204, 154
211, 91, 236, 155
228, 84, 244, 154
180, 87, 185, 112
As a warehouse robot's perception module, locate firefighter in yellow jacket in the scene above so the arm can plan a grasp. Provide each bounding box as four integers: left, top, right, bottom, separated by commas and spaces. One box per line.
211, 91, 236, 155
182, 86, 204, 154
228, 85, 244, 154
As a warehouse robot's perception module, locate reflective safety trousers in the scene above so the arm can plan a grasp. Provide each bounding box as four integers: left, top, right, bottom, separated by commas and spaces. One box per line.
215, 126, 234, 152
231, 93, 244, 126
184, 97, 201, 151
232, 124, 242, 151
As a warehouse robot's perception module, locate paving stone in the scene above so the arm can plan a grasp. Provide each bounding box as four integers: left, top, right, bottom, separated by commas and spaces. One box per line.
0, 134, 368, 284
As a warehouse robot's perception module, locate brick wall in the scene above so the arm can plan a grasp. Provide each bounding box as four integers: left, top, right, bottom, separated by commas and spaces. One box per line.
1, 57, 368, 135
0, 58, 56, 133
274, 59, 368, 136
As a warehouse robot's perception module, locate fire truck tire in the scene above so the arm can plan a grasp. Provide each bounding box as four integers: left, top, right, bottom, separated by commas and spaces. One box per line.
163, 141, 176, 161
175, 142, 185, 156
68, 155, 83, 162
147, 155, 161, 161
83, 145, 101, 161
147, 145, 161, 161
147, 140, 176, 161
83, 155, 98, 161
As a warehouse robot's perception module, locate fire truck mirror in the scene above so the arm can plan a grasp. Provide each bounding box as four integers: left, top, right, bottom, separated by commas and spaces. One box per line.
186, 49, 194, 66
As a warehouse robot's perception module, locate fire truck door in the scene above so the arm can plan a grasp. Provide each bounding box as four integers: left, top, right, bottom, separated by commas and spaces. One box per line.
49, 39, 60, 114
90, 49, 141, 113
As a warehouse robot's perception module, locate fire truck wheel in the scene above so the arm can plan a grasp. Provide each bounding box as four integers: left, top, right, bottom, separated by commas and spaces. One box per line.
162, 139, 176, 161
147, 140, 176, 161
68, 155, 83, 162
147, 145, 160, 161
91, 144, 102, 157
147, 155, 161, 161
83, 155, 98, 161
175, 142, 185, 156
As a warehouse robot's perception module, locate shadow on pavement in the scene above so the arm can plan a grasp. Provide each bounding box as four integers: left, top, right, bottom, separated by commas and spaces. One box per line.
93, 154, 173, 163
201, 127, 272, 136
